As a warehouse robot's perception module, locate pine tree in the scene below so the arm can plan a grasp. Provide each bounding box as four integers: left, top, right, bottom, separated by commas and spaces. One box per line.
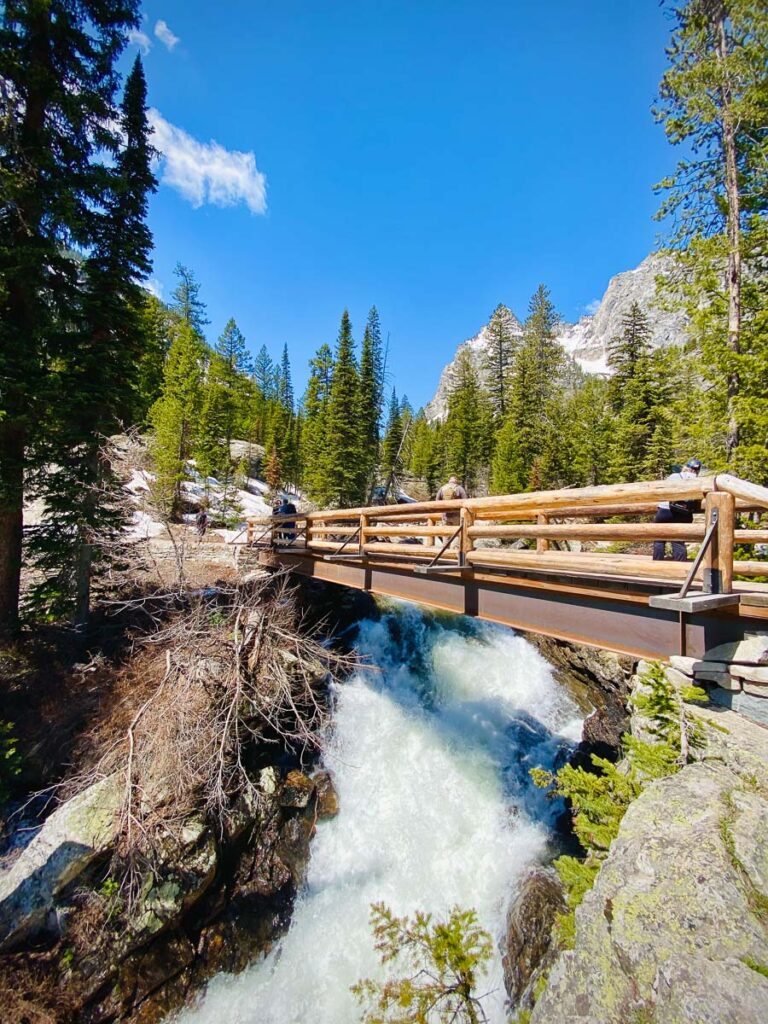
443, 349, 493, 492
150, 323, 206, 517
359, 315, 384, 495
253, 345, 277, 400
607, 302, 653, 407
482, 304, 520, 418
133, 293, 174, 425
492, 285, 564, 493
353, 903, 493, 1024
381, 389, 404, 484
408, 414, 444, 497
25, 50, 156, 621
655, 0, 768, 464
195, 319, 250, 487
300, 343, 334, 502
324, 312, 366, 507
170, 263, 210, 338
0, 0, 142, 632
560, 377, 614, 487
277, 343, 294, 414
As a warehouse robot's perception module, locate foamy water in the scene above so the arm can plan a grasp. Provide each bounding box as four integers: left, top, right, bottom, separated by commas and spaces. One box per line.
176, 602, 583, 1024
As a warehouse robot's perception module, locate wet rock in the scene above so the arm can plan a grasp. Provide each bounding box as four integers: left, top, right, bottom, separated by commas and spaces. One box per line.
502, 866, 566, 1008
280, 769, 314, 809
531, 636, 633, 759
129, 933, 195, 1004
275, 814, 315, 886
530, 762, 768, 1024
313, 771, 339, 819
0, 775, 121, 950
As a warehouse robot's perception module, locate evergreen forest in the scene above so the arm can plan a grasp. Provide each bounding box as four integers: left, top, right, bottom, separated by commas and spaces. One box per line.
0, 0, 766, 634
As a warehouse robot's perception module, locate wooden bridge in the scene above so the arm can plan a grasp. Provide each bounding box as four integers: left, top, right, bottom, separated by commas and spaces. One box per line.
247, 474, 768, 660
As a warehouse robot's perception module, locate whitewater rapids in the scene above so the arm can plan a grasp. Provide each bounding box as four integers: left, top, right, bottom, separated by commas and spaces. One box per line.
176, 601, 583, 1023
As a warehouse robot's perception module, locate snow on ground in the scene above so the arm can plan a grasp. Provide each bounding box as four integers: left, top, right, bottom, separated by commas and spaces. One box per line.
127, 510, 166, 541
24, 449, 302, 547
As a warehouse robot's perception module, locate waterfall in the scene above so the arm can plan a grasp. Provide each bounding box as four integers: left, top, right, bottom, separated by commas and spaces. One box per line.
177, 601, 583, 1024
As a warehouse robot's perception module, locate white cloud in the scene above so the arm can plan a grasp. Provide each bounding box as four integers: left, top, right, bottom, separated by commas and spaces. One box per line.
583, 298, 601, 316
148, 109, 267, 215
146, 278, 164, 299
127, 28, 151, 54
154, 19, 180, 51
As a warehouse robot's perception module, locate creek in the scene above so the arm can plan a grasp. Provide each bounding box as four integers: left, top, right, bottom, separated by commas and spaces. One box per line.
177, 600, 583, 1023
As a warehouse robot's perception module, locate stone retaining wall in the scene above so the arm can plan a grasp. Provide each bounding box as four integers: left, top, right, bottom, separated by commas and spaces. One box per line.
664, 633, 768, 727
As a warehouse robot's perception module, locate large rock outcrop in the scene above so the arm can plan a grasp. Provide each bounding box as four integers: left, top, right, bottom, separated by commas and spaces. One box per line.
0, 775, 122, 951
530, 698, 768, 1024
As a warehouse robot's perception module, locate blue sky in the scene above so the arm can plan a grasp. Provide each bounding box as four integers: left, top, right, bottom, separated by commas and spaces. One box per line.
129, 1, 678, 409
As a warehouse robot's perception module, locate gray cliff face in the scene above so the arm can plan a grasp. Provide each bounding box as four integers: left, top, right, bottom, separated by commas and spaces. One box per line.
425, 253, 688, 421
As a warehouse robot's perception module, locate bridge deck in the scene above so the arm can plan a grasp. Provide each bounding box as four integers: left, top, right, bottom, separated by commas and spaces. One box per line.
248, 473, 768, 660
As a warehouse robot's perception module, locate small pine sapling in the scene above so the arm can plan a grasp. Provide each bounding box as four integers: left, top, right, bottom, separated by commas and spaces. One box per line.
352, 902, 493, 1024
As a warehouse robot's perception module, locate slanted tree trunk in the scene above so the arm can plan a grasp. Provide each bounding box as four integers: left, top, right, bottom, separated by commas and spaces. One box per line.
714, 6, 742, 463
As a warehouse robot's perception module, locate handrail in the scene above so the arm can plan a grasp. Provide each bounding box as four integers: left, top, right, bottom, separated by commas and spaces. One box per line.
716, 474, 768, 510
246, 474, 768, 595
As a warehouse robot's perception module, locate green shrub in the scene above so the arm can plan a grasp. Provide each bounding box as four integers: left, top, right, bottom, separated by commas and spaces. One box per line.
352, 902, 492, 1024
0, 720, 21, 804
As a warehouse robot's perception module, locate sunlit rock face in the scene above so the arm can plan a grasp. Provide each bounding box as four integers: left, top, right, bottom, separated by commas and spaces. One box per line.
425, 253, 688, 421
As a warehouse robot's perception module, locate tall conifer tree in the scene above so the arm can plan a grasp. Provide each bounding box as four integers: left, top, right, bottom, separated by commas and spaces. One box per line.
655, 0, 768, 466
443, 350, 493, 492
170, 263, 209, 338
0, 4, 144, 628
381, 389, 404, 485
492, 286, 563, 493
482, 304, 520, 419
324, 311, 366, 506
300, 343, 334, 501
150, 324, 206, 517
28, 55, 157, 620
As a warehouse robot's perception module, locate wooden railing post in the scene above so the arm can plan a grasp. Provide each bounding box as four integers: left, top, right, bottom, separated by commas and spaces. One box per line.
460, 507, 475, 567
703, 491, 735, 594
247, 520, 253, 546
537, 513, 549, 553
360, 514, 368, 557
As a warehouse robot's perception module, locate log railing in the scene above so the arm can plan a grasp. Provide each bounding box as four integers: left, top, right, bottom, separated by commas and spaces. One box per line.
246, 474, 768, 595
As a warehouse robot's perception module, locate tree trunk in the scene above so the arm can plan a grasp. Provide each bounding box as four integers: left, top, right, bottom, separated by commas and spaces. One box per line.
715, 10, 742, 464
0, 425, 25, 636
0, 8, 51, 634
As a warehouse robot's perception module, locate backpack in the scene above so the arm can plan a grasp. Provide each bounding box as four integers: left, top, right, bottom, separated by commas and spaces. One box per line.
441, 483, 458, 501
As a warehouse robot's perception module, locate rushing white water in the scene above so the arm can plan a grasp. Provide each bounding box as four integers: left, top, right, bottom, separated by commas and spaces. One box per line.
177, 602, 583, 1024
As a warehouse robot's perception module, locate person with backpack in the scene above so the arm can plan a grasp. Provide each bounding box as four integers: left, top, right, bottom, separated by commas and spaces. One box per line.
274, 495, 298, 543
652, 459, 702, 561
436, 475, 466, 528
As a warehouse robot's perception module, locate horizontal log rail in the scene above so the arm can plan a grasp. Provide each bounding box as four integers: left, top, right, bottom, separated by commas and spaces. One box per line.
246, 474, 768, 597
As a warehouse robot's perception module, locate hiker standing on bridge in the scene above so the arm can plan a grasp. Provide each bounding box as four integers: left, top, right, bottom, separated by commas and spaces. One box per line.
652, 459, 702, 561
436, 475, 467, 548
273, 494, 297, 543
436, 475, 468, 520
